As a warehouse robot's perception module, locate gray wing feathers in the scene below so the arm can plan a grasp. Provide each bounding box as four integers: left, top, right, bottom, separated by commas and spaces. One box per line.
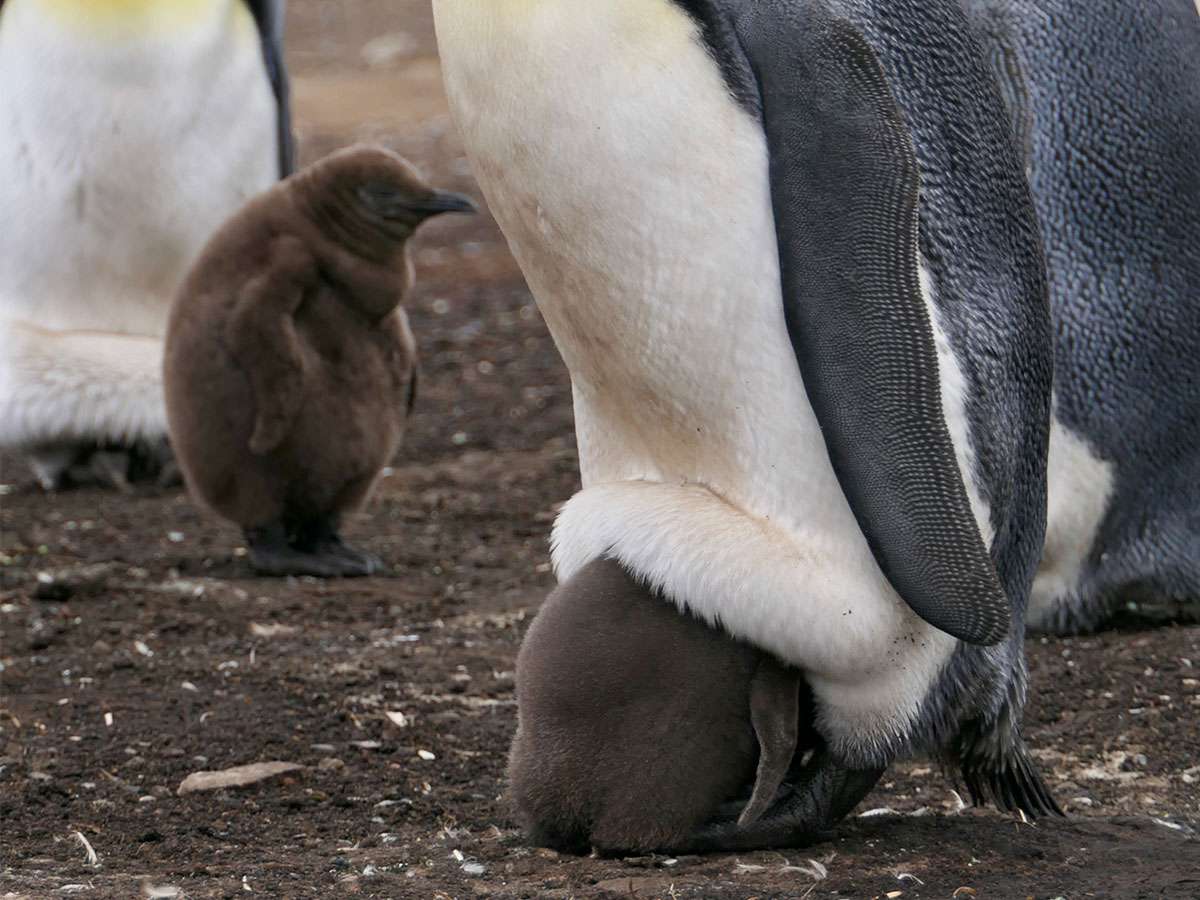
730, 0, 1011, 646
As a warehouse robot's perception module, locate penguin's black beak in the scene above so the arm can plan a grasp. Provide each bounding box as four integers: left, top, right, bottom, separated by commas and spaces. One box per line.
359, 183, 479, 221
405, 189, 478, 217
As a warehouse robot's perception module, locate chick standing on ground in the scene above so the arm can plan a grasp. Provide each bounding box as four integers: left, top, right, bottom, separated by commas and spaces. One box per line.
164, 145, 475, 577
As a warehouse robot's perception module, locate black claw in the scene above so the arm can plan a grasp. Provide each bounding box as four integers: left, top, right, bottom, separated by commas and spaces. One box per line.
960, 740, 1064, 820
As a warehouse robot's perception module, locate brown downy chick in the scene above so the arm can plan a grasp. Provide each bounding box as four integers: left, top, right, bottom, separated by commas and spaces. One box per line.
508, 557, 811, 855
164, 145, 475, 576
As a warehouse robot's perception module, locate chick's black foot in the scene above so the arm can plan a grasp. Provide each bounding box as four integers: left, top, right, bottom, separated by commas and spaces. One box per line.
245, 519, 379, 578
672, 747, 884, 853
292, 516, 381, 576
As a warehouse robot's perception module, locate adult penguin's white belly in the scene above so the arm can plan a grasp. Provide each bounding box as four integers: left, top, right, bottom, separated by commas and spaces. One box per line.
435, 0, 959, 750
0, 0, 277, 336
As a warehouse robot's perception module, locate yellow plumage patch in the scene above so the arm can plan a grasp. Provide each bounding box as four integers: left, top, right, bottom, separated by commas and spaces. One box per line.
15, 0, 251, 39
443, 0, 691, 47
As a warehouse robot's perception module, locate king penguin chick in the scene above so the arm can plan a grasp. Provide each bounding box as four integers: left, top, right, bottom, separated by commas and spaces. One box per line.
963, 0, 1200, 633
435, 0, 1060, 848
509, 557, 815, 856
163, 145, 475, 577
0, 0, 292, 489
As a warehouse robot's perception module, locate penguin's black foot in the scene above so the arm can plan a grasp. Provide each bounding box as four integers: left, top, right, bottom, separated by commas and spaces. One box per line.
120, 437, 182, 487
292, 516, 382, 576
245, 520, 380, 578
25, 438, 180, 491
671, 748, 883, 853
26, 443, 97, 490
1034, 588, 1200, 636
1098, 588, 1200, 632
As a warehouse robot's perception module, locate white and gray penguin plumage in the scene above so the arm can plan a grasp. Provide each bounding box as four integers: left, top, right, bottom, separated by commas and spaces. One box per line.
0, 0, 292, 488
964, 0, 1200, 634
435, 0, 1059, 849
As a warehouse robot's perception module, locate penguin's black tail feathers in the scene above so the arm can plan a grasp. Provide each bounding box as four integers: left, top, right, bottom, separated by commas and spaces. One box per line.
959, 741, 1064, 819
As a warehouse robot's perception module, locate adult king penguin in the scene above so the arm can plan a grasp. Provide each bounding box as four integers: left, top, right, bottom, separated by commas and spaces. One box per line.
0, 0, 291, 488
435, 0, 1059, 847
964, 0, 1200, 634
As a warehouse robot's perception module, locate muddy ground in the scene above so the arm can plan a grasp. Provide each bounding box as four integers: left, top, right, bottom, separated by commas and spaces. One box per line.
2, 2, 1198, 898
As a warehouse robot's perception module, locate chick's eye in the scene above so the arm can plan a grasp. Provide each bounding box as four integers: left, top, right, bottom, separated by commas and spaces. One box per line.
356, 182, 403, 211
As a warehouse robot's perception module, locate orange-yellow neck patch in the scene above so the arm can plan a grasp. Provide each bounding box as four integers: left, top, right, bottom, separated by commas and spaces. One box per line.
15, 0, 249, 40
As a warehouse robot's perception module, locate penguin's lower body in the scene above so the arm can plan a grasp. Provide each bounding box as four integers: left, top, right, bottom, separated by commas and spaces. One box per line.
1030, 413, 1200, 633
0, 0, 281, 490
0, 318, 174, 489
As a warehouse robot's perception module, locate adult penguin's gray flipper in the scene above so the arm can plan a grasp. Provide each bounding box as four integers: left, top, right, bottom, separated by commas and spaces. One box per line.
245, 0, 294, 175
735, 0, 1011, 647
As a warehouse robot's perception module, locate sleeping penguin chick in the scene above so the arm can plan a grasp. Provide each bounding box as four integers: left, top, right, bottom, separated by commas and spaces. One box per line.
508, 557, 813, 855
164, 145, 475, 577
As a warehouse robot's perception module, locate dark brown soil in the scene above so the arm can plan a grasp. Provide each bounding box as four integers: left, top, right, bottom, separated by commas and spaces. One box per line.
2, 2, 1197, 898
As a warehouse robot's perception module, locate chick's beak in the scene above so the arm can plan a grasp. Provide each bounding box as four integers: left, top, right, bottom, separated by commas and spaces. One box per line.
406, 189, 478, 216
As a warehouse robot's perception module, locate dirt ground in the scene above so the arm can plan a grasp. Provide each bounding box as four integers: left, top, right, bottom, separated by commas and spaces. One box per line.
2, 2, 1198, 898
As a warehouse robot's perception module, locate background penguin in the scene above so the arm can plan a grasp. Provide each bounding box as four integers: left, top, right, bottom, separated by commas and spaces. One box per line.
509, 557, 812, 856
963, 0, 1200, 634
0, 0, 292, 489
163, 145, 475, 577
434, 0, 1059, 847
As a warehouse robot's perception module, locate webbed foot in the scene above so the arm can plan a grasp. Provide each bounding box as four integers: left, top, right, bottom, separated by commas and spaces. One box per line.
26, 438, 179, 490
672, 747, 884, 853
246, 519, 380, 578
293, 516, 381, 576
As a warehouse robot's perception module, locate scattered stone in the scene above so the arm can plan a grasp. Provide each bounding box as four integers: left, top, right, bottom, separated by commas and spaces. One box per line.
595, 876, 675, 895
177, 761, 304, 795
33, 580, 74, 602
249, 622, 299, 638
